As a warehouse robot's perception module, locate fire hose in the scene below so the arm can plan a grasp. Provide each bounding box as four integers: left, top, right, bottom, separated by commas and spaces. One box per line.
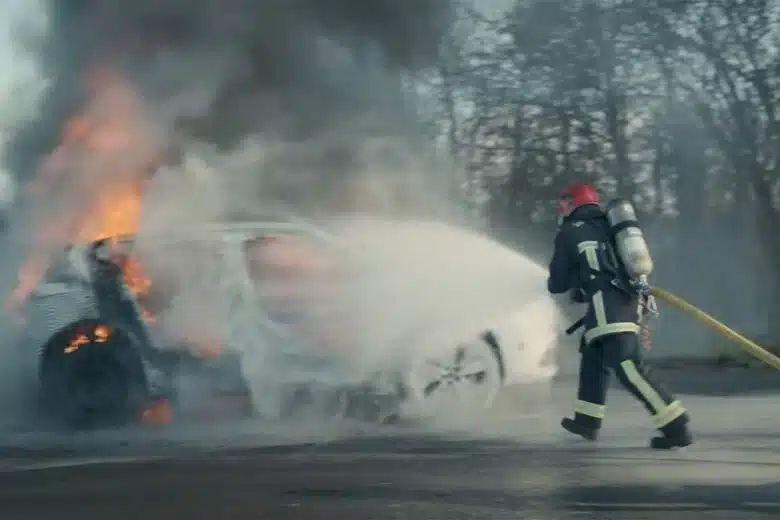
650, 287, 780, 372
564, 286, 780, 371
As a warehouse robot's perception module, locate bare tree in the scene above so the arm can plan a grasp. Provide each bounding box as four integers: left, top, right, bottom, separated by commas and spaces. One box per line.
418, 0, 780, 347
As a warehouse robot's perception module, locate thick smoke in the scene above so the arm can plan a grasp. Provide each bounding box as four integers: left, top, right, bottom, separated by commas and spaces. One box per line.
0, 0, 47, 427
4, 0, 469, 242
7, 0, 452, 178
0, 0, 562, 429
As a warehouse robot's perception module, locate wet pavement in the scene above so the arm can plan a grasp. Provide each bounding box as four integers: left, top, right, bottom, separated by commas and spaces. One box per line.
0, 367, 778, 519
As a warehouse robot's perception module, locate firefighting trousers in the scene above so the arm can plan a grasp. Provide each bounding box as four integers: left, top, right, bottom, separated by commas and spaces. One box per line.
573, 332, 689, 433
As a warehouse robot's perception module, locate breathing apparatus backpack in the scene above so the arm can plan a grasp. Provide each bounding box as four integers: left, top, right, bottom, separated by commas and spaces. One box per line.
565, 199, 659, 343
604, 198, 659, 344
604, 198, 654, 286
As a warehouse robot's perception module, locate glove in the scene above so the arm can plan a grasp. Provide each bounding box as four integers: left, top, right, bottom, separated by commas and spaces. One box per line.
569, 288, 587, 304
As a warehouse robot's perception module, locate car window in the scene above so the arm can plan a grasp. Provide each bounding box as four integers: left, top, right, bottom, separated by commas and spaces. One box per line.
242, 233, 347, 326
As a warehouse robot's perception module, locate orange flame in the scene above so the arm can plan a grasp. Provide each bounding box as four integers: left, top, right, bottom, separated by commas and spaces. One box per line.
8, 65, 224, 360
8, 67, 157, 314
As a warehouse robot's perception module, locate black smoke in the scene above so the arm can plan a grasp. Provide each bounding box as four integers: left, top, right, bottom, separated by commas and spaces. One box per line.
5, 0, 453, 183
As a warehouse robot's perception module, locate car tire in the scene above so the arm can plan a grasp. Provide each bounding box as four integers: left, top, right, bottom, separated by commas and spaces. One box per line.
397, 331, 504, 422
38, 321, 148, 430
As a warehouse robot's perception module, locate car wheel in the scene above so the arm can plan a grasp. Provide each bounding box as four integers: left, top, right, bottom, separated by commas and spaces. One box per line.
39, 321, 148, 429
398, 332, 504, 421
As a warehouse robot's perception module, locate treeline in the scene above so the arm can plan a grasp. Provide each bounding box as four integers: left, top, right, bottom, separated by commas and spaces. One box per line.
415, 0, 780, 342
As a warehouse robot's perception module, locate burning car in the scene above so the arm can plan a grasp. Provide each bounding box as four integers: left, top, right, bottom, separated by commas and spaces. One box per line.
14, 216, 561, 429
4, 10, 564, 431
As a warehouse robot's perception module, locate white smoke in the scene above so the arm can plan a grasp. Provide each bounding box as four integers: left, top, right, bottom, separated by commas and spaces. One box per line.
0, 0, 565, 432
0, 0, 47, 209
0, 0, 48, 129
132, 136, 564, 423
0, 0, 48, 428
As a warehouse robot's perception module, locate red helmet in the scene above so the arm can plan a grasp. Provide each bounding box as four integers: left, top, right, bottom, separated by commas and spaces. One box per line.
557, 183, 600, 218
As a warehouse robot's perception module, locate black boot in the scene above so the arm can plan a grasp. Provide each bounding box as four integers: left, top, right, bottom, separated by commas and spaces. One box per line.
561, 414, 600, 441
650, 415, 692, 450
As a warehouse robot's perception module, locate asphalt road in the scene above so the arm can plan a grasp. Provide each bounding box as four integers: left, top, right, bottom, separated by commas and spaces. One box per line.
0, 367, 778, 520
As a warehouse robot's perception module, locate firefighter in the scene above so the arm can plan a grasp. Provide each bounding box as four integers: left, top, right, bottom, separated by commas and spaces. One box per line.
548, 183, 692, 449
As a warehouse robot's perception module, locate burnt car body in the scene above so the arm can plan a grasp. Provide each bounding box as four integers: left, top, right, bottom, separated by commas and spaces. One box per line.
17, 218, 560, 429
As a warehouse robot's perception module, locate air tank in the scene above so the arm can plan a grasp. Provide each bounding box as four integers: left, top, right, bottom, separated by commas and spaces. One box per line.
604, 199, 654, 280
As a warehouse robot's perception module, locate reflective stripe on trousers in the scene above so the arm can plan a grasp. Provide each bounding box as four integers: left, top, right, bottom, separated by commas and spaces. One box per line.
619, 359, 686, 428
575, 399, 606, 419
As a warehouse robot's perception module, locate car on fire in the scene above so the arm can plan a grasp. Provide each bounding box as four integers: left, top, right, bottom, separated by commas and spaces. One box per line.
15, 216, 561, 429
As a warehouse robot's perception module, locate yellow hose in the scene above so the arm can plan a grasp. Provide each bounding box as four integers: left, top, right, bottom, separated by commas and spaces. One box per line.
650, 287, 780, 371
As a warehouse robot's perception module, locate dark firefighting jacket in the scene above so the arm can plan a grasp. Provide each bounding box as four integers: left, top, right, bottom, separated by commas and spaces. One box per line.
547, 204, 641, 345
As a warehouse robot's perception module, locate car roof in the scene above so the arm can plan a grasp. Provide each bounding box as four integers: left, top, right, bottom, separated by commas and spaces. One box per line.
78, 218, 342, 249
